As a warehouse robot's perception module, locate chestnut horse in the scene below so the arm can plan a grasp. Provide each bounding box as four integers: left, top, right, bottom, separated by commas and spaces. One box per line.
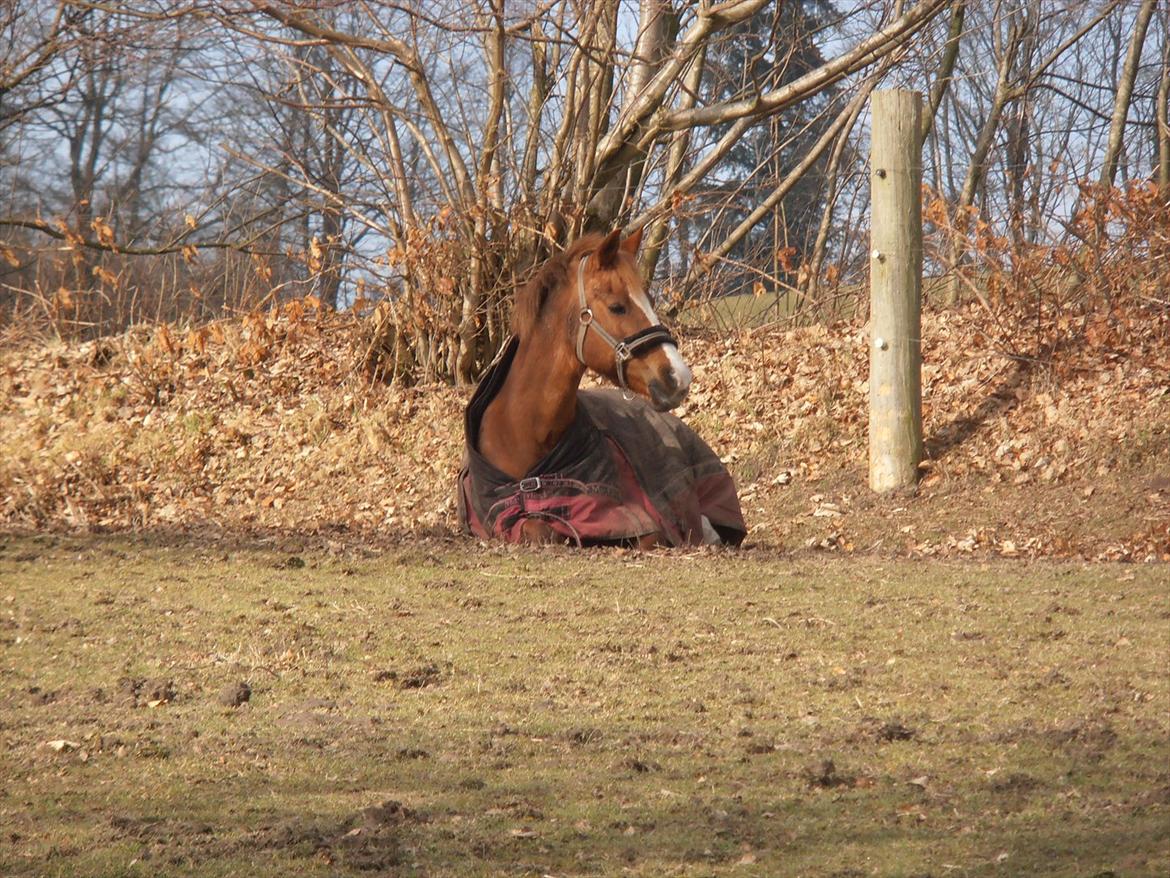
458, 227, 745, 547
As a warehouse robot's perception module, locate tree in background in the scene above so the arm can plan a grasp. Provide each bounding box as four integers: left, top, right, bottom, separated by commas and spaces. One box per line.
1, 1, 1163, 378
687, 0, 836, 301
208, 0, 949, 382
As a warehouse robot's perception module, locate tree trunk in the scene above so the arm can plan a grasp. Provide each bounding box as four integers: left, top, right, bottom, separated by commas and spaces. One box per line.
1099, 0, 1156, 189
1159, 32, 1170, 194
639, 41, 706, 280
946, 9, 1022, 306
1004, 4, 1039, 253
919, 0, 965, 145
587, 0, 673, 231
574, 0, 619, 232
456, 0, 507, 384
804, 89, 870, 312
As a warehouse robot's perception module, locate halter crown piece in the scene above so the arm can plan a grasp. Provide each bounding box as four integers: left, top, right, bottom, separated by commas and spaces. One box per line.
574, 252, 677, 392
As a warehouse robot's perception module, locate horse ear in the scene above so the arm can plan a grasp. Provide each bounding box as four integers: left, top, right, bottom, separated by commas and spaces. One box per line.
595, 228, 622, 269
621, 226, 644, 254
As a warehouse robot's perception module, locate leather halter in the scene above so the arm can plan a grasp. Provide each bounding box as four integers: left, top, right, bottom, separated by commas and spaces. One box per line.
574, 252, 676, 392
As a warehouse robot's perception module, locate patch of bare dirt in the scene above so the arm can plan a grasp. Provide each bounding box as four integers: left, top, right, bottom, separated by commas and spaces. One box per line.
119, 677, 176, 708
216, 681, 251, 707
106, 799, 416, 872
802, 758, 857, 789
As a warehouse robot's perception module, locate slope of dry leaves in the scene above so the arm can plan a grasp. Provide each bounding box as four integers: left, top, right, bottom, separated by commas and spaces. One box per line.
1, 299, 1166, 561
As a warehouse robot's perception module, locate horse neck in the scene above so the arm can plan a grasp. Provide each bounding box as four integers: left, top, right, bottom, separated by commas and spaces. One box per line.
482, 325, 585, 479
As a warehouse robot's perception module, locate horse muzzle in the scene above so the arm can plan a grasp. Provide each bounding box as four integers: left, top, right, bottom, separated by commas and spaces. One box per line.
648, 369, 690, 411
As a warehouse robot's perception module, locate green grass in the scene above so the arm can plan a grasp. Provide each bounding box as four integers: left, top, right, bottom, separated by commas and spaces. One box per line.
677, 276, 962, 329
1, 535, 1167, 877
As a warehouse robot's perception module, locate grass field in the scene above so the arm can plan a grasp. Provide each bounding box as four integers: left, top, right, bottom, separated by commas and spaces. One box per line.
2, 535, 1168, 877
675, 277, 958, 329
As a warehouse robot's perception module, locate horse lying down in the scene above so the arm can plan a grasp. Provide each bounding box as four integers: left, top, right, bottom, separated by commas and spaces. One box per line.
457, 228, 745, 548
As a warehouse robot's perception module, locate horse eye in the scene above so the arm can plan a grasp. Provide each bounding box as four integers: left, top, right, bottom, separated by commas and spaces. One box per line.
608, 303, 627, 315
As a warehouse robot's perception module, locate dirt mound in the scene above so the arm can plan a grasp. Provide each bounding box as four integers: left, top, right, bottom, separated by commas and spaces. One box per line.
1, 302, 1166, 560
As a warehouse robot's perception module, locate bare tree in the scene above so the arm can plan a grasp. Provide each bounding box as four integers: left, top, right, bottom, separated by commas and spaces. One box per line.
5, 1, 1163, 365
0, 1, 86, 134
920, 0, 966, 144
1159, 24, 1170, 193
1099, 0, 1156, 188
213, 0, 949, 380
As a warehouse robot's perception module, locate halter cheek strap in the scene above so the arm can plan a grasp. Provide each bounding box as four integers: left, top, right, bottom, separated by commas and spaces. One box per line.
574, 253, 676, 392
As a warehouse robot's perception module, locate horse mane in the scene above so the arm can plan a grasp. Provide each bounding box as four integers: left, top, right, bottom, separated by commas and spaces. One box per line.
512, 233, 603, 340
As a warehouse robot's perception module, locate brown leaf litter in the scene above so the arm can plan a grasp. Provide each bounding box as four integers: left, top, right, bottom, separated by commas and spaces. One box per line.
1, 301, 1166, 561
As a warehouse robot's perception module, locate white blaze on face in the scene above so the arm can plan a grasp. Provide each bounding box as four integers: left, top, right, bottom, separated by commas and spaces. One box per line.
632, 287, 692, 393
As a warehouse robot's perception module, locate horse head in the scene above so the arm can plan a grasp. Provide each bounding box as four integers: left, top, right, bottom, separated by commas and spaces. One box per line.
569, 227, 692, 411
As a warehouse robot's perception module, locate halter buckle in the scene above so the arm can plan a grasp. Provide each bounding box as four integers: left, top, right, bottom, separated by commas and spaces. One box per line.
613, 342, 632, 362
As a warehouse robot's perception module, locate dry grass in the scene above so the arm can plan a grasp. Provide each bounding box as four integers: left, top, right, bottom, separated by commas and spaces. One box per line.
2, 535, 1168, 877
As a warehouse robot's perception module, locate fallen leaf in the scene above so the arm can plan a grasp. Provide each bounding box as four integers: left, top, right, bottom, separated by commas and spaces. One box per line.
43, 739, 81, 752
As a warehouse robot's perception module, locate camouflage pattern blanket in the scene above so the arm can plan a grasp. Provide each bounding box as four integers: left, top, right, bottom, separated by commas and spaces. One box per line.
457, 337, 745, 546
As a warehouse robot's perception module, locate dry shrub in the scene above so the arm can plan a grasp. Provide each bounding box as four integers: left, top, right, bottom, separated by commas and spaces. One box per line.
358, 216, 534, 387
0, 234, 289, 343
926, 180, 1169, 362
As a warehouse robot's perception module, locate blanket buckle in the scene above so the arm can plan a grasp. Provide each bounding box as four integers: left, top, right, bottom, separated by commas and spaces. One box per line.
518, 476, 542, 493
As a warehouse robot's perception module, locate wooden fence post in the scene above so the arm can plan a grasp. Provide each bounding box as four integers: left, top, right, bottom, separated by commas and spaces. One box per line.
869, 89, 923, 493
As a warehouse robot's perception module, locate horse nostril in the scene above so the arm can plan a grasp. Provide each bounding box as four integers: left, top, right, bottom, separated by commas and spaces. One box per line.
649, 376, 688, 411
666, 366, 691, 398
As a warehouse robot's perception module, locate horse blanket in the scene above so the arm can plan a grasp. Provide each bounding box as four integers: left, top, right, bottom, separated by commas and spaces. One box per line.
457, 337, 746, 546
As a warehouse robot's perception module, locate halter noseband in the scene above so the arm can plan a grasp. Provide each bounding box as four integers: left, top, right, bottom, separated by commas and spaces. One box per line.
574, 252, 677, 392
